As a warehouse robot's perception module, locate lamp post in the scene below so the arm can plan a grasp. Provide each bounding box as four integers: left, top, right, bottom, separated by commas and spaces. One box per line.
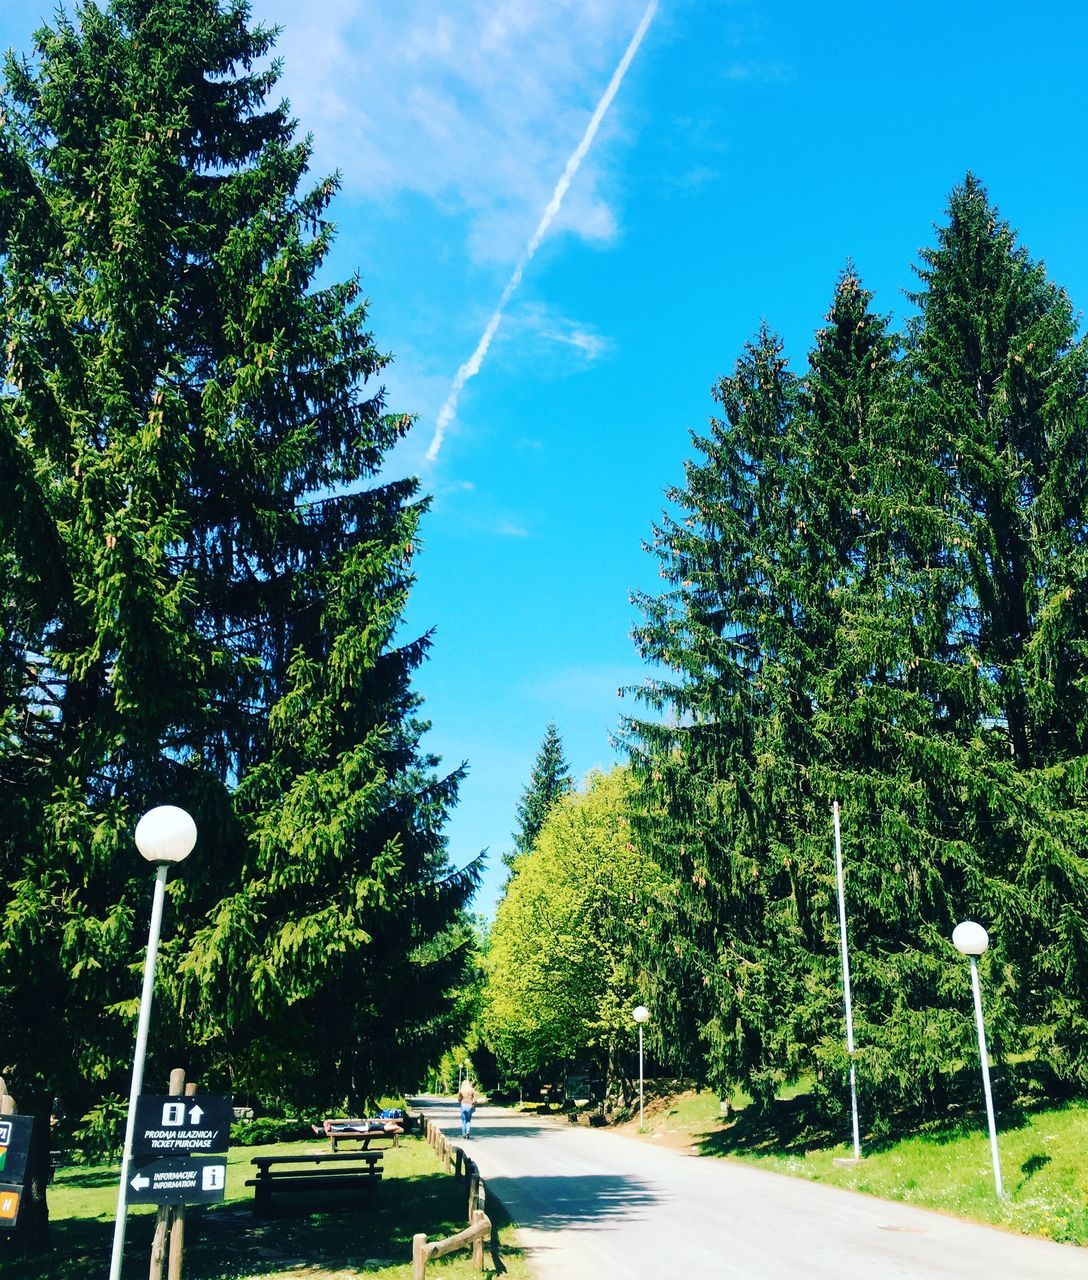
952, 920, 1004, 1198
832, 801, 861, 1160
632, 1006, 650, 1130
108, 806, 197, 1280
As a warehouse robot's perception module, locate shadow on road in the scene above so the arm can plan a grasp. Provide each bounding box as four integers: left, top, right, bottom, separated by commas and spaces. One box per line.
484, 1174, 660, 1231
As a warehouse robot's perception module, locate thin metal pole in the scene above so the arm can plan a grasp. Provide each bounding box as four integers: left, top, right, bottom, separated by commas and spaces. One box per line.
969, 956, 1004, 1198
109, 864, 169, 1280
638, 1025, 644, 1130
832, 801, 861, 1159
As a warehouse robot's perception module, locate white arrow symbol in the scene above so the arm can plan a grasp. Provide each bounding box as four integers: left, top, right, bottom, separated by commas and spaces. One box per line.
188, 1105, 204, 1125
130, 1174, 150, 1191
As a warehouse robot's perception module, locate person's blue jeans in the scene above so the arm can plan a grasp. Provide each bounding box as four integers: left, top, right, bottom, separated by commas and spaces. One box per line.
460, 1103, 473, 1137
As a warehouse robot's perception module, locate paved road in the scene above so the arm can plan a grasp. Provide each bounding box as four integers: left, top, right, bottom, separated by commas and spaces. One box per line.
413, 1097, 1085, 1280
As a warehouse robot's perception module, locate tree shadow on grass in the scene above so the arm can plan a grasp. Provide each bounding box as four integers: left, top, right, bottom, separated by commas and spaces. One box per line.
0, 1164, 484, 1280
47, 1167, 118, 1190
696, 1058, 1078, 1160
696, 1095, 840, 1158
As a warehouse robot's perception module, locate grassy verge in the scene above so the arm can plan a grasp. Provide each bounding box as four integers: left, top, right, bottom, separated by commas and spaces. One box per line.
0, 1135, 531, 1279
628, 1085, 1088, 1246
727, 1100, 1088, 1244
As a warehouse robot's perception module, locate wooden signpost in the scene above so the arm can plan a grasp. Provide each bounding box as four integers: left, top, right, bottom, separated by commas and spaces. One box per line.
143, 1069, 231, 1280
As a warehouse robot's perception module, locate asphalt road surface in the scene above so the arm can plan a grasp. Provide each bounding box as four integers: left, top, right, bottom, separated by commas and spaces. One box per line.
413, 1097, 1085, 1280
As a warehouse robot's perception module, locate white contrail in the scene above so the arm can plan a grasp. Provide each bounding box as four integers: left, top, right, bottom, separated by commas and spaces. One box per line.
425, 0, 658, 464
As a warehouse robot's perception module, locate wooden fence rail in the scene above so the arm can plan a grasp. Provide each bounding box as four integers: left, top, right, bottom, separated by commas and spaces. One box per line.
411, 1210, 490, 1279
415, 1115, 491, 1274
421, 1117, 485, 1218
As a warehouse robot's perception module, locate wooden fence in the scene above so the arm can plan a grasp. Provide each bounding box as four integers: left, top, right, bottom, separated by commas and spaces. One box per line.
422, 1115, 485, 1219
411, 1209, 490, 1278
414, 1116, 491, 1276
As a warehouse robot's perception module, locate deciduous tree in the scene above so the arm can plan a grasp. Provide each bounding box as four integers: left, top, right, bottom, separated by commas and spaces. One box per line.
485, 768, 659, 1093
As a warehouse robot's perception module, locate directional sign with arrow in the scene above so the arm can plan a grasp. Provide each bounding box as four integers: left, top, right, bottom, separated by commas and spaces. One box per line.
126, 1156, 228, 1205
133, 1095, 232, 1157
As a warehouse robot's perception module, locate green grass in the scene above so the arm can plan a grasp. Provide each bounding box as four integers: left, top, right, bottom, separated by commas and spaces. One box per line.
725, 1100, 1088, 1245
0, 1136, 532, 1279
633, 1082, 1088, 1247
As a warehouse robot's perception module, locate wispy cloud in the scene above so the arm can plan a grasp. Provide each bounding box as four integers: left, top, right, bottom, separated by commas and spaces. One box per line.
262, 0, 654, 262
425, 0, 658, 463
517, 304, 613, 362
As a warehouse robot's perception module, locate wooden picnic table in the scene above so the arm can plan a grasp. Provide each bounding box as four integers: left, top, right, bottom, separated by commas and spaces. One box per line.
246, 1149, 383, 1216
322, 1119, 403, 1152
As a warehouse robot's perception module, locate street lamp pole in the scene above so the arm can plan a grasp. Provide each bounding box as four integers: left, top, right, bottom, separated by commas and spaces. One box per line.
108, 806, 197, 1280
832, 801, 861, 1160
952, 920, 1003, 1199
632, 1006, 650, 1130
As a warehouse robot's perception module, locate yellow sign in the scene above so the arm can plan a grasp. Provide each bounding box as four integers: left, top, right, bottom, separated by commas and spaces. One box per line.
0, 1189, 19, 1221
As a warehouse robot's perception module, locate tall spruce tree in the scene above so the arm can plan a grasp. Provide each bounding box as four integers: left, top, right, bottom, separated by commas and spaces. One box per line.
794, 268, 997, 1117
507, 722, 572, 865
0, 0, 475, 1238
623, 325, 815, 1106
625, 184, 1088, 1121
903, 176, 1088, 1085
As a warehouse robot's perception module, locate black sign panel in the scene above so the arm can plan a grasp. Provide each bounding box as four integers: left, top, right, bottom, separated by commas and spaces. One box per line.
0, 1183, 22, 1229
133, 1095, 232, 1156
0, 1116, 34, 1187
128, 1156, 228, 1205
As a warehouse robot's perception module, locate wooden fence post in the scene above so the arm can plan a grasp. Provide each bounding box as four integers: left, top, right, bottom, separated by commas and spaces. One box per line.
470, 1209, 486, 1271
411, 1232, 427, 1280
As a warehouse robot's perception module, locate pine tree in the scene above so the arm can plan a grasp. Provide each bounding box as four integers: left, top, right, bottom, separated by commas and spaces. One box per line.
624, 185, 1088, 1121
795, 267, 992, 1117
903, 176, 1088, 1085
0, 1, 475, 1237
507, 722, 572, 864
623, 325, 814, 1106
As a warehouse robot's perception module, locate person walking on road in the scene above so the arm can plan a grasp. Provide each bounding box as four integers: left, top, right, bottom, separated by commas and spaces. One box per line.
458, 1076, 477, 1138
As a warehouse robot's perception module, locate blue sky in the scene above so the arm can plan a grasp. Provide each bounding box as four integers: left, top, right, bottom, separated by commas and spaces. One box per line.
3, 1, 1087, 913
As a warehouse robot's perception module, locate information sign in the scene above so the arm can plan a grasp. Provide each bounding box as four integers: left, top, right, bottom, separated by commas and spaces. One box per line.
126, 1156, 228, 1206
132, 1095, 232, 1156
0, 1115, 34, 1187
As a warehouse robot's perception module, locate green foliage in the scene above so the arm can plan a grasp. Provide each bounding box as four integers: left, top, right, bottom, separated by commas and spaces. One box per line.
0, 0, 475, 1134
624, 176, 1088, 1117
485, 767, 663, 1087
229, 1116, 308, 1146
70, 1095, 127, 1164
506, 722, 572, 866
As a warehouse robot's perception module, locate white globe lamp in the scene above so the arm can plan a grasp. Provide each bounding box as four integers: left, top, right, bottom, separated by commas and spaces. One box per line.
952, 919, 1003, 1197
134, 805, 197, 864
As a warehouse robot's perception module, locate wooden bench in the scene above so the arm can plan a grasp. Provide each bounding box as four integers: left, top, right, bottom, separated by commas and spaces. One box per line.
245, 1150, 383, 1215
